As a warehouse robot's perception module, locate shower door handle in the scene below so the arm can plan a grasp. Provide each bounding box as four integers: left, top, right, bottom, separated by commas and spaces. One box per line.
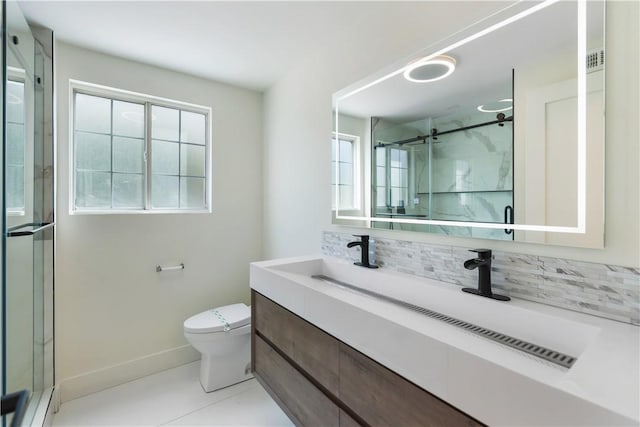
504, 205, 514, 235
1, 389, 30, 427
7, 222, 55, 237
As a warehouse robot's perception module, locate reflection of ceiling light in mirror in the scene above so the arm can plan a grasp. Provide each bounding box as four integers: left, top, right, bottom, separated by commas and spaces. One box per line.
403, 55, 456, 83
477, 98, 513, 113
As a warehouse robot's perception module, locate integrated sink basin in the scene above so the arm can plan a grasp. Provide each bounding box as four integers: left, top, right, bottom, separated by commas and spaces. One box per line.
250, 255, 640, 425
256, 256, 599, 366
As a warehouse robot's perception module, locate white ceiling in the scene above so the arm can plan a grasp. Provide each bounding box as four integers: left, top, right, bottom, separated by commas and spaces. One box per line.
19, 1, 381, 91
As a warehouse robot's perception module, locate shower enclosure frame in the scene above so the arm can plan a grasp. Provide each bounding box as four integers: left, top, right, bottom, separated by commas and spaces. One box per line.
2, 2, 56, 425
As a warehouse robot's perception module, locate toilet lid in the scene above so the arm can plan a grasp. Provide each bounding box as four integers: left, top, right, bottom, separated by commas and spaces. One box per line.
184, 303, 251, 333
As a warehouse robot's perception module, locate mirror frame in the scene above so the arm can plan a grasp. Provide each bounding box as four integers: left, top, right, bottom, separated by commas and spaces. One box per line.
333, 0, 591, 234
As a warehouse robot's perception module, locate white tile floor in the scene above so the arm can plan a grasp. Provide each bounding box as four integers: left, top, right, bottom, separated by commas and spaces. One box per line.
52, 362, 294, 426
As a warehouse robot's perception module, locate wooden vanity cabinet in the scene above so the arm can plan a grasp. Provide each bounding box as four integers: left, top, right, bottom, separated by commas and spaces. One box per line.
253, 291, 339, 395
339, 343, 482, 427
254, 335, 339, 425
252, 290, 484, 427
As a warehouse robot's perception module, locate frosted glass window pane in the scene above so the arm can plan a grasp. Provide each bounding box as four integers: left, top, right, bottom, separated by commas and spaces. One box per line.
376, 167, 386, 186
112, 173, 144, 208
6, 123, 24, 166
152, 106, 179, 141
391, 188, 401, 206
113, 137, 144, 173
180, 111, 205, 145
331, 162, 337, 185
331, 139, 337, 162
391, 168, 400, 186
6, 81, 24, 123
400, 150, 408, 168
390, 149, 401, 168
376, 148, 386, 166
180, 144, 205, 177
339, 163, 353, 186
75, 132, 111, 171
113, 100, 145, 138
6, 165, 24, 209
339, 139, 353, 163
152, 140, 179, 175
331, 186, 336, 209
338, 185, 353, 208
401, 170, 408, 188
75, 94, 111, 134
76, 171, 111, 208
376, 187, 386, 207
151, 175, 179, 208
180, 177, 205, 208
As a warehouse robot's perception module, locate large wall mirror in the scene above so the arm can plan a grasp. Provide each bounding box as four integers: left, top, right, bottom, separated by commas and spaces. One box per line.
333, 0, 605, 248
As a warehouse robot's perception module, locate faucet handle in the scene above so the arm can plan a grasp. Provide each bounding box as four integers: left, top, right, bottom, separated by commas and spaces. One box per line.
352, 234, 370, 241
469, 248, 492, 258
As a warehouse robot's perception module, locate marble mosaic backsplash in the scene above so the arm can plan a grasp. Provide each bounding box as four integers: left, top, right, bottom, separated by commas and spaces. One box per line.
322, 231, 640, 325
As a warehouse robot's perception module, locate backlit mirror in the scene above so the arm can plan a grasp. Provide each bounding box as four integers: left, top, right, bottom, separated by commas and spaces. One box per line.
333, 0, 605, 247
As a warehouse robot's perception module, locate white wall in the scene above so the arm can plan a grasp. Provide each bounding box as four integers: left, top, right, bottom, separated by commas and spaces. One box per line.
55, 43, 263, 401
263, 1, 639, 268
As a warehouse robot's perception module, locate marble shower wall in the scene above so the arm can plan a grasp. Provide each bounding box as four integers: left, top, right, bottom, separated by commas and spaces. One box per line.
372, 109, 514, 241
425, 110, 513, 238
322, 231, 640, 325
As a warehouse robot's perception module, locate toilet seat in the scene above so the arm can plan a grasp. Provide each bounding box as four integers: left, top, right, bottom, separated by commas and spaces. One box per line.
184, 303, 250, 334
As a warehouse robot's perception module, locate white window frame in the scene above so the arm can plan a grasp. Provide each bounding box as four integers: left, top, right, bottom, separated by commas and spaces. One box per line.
375, 146, 409, 211
69, 80, 213, 214
331, 132, 361, 211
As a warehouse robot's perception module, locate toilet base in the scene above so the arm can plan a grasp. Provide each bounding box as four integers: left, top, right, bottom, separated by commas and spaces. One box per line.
199, 341, 253, 392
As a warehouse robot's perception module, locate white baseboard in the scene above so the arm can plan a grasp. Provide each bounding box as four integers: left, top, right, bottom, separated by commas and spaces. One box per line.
57, 345, 200, 403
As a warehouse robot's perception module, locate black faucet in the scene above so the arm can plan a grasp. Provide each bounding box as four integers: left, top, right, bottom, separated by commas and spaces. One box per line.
461, 249, 510, 301
347, 235, 378, 269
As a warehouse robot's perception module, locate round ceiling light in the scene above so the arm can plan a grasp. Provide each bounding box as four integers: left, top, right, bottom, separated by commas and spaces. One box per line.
403, 55, 457, 83
477, 98, 513, 113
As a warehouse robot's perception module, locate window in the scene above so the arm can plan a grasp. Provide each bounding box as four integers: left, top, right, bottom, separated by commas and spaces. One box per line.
6, 77, 25, 213
375, 146, 408, 209
331, 133, 359, 210
71, 81, 211, 213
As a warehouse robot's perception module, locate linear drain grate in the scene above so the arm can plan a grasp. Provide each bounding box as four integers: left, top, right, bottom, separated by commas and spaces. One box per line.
311, 274, 576, 369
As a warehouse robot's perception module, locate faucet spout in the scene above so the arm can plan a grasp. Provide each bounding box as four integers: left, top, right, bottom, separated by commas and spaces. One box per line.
461, 249, 510, 301
463, 258, 487, 270
346, 235, 378, 269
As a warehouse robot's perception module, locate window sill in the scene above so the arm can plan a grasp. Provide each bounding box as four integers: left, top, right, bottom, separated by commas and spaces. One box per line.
70, 209, 212, 216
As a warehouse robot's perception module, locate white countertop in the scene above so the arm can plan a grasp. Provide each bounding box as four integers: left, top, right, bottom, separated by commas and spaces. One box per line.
250, 255, 640, 426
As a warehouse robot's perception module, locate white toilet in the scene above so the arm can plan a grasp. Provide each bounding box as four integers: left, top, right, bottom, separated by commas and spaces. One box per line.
183, 303, 253, 392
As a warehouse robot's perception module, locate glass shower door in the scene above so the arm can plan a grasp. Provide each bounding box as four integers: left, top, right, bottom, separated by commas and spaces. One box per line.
3, 1, 55, 425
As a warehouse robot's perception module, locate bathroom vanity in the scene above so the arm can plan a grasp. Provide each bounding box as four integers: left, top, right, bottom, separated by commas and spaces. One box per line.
252, 291, 482, 426
250, 256, 640, 426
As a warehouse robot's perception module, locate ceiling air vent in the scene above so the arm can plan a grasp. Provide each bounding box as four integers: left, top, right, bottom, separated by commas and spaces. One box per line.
587, 48, 604, 73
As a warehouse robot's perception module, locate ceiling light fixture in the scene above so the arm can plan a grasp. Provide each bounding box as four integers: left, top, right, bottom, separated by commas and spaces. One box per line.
403, 55, 457, 83
477, 98, 513, 113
